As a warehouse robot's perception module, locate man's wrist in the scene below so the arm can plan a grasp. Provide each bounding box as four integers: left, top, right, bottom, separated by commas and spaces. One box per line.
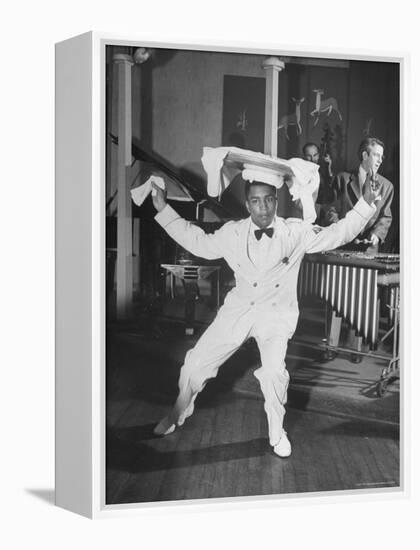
355, 197, 376, 218
155, 203, 175, 226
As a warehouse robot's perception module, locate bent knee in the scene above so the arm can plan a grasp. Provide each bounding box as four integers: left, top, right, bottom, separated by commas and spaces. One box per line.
259, 354, 287, 374
255, 363, 289, 382
257, 337, 288, 370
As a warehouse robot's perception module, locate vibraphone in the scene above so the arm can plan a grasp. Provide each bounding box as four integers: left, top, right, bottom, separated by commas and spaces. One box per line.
297, 250, 400, 396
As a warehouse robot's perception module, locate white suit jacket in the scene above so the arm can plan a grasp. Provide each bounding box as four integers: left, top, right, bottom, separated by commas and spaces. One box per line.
156, 198, 376, 341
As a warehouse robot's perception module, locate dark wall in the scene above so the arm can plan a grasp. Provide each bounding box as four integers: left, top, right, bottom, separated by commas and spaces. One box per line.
221, 60, 399, 179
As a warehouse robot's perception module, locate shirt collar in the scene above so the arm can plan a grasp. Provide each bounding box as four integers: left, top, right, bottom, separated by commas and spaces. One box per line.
359, 165, 367, 186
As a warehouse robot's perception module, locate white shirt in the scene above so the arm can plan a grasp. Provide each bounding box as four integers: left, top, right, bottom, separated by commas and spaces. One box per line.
247, 220, 276, 269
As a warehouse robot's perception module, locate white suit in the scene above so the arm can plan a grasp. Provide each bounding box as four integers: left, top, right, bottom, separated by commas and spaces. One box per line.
155, 197, 376, 446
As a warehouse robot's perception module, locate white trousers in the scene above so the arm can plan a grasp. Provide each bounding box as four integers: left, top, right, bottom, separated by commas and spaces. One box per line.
175, 307, 290, 447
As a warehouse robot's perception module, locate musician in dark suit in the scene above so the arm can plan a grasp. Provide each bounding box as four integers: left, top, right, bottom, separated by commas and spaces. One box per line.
302, 142, 334, 225
325, 137, 394, 251
276, 143, 333, 221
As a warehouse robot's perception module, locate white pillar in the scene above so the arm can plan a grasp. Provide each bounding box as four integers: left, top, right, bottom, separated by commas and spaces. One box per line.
113, 53, 133, 319
262, 57, 285, 156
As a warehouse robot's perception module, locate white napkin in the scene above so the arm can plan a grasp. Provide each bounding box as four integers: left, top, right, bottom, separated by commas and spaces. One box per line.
201, 146, 320, 222
201, 146, 241, 199
130, 175, 166, 207
285, 158, 320, 222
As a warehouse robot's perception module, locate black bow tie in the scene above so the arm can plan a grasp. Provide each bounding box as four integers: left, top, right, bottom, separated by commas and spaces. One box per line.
254, 227, 274, 241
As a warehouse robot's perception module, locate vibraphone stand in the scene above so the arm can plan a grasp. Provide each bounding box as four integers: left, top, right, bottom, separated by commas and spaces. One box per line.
323, 309, 364, 363
321, 292, 400, 398
298, 251, 400, 397
376, 298, 400, 397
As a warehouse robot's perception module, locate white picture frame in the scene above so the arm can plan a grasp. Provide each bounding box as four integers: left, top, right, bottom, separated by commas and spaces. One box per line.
55, 31, 408, 518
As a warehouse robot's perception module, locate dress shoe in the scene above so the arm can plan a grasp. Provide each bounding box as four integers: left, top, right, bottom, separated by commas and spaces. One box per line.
153, 417, 176, 436
273, 432, 292, 458
154, 393, 197, 435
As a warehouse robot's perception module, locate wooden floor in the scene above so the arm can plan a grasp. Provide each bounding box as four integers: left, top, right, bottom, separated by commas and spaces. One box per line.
106, 309, 400, 505
107, 392, 399, 504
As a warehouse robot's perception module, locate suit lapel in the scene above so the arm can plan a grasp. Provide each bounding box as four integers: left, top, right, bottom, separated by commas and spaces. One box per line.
262, 217, 286, 272
238, 217, 258, 274
348, 170, 361, 201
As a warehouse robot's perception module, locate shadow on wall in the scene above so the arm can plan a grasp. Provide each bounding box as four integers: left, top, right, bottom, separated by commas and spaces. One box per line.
179, 165, 246, 220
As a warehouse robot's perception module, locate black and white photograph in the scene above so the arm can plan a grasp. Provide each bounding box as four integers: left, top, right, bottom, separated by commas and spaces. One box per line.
5, 0, 420, 546
105, 43, 401, 505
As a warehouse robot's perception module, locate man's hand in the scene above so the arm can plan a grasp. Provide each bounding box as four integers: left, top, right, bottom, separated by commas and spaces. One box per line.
323, 153, 333, 177
369, 233, 380, 247
151, 181, 167, 212
323, 153, 332, 167
362, 170, 383, 205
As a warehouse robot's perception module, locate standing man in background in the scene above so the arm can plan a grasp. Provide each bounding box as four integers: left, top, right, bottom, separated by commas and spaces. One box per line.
302, 142, 334, 225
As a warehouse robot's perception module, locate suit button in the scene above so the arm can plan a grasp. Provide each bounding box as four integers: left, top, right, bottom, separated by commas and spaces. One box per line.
275, 284, 279, 288
253, 282, 257, 287
250, 301, 255, 306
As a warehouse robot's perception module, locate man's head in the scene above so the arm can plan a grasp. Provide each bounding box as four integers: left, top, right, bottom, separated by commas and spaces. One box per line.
358, 137, 385, 174
302, 143, 320, 164
245, 181, 277, 228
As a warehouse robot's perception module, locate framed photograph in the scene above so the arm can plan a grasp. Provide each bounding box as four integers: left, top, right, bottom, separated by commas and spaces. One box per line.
55, 32, 406, 518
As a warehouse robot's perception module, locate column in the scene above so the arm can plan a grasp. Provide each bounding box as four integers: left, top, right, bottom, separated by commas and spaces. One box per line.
262, 57, 285, 156
113, 53, 134, 319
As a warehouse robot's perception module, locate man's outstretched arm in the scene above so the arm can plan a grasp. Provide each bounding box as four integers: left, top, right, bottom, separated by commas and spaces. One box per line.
304, 171, 381, 253
152, 182, 225, 260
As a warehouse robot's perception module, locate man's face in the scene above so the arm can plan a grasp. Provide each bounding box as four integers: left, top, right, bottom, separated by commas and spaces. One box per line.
246, 184, 277, 228
362, 143, 384, 174
303, 145, 320, 164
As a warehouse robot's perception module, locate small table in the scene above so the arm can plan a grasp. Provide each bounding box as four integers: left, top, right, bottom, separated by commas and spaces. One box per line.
161, 264, 222, 335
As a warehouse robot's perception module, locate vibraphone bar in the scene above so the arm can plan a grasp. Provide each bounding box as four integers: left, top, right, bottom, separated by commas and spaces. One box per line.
298, 251, 400, 349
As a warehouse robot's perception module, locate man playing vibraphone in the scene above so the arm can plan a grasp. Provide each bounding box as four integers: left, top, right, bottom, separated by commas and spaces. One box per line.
325, 137, 394, 252
151, 147, 382, 458
322, 137, 395, 360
